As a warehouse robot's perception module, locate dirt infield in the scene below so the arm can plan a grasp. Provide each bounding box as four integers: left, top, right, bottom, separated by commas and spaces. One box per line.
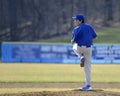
0, 82, 120, 96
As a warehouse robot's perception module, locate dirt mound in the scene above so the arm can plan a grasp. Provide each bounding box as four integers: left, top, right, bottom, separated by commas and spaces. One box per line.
1, 90, 120, 96
0, 82, 120, 96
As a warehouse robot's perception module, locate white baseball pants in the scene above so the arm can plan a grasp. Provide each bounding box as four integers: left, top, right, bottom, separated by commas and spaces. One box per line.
73, 44, 92, 86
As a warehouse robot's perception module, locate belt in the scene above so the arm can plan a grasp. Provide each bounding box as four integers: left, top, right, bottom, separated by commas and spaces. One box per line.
79, 45, 91, 48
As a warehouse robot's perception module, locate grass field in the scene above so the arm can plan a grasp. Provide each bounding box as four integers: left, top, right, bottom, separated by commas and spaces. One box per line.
42, 27, 120, 44
0, 63, 120, 83
0, 63, 120, 95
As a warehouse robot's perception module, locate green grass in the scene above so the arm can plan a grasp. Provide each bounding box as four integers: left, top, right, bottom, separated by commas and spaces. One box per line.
95, 27, 120, 44
0, 88, 72, 94
0, 63, 120, 94
41, 27, 120, 44
0, 63, 120, 83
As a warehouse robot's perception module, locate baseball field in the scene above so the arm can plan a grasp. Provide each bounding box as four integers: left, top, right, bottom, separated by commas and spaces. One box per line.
0, 63, 120, 96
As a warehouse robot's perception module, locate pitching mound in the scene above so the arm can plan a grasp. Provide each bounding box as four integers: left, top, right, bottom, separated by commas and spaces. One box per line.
0, 82, 120, 96
1, 90, 120, 96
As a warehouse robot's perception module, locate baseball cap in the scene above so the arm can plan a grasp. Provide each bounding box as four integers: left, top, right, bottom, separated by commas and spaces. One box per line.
72, 14, 85, 22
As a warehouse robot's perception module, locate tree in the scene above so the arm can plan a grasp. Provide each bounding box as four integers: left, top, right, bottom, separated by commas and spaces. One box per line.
0, 0, 120, 42
103, 0, 113, 26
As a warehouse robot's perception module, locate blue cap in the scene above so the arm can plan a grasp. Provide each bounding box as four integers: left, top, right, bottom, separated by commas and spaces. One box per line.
72, 14, 85, 22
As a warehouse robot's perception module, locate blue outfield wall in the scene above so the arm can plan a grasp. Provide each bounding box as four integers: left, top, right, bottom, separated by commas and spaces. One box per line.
1, 42, 120, 64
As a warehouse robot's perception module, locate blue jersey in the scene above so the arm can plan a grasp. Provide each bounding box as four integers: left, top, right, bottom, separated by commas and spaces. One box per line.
71, 23, 97, 46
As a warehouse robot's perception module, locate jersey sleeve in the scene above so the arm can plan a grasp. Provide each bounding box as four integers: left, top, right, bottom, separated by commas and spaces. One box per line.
71, 28, 78, 43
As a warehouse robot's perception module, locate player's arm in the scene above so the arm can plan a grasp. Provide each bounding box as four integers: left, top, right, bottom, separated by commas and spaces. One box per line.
71, 40, 76, 45
71, 29, 78, 45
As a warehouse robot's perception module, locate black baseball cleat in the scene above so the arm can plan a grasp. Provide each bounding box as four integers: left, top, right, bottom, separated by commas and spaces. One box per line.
80, 56, 85, 67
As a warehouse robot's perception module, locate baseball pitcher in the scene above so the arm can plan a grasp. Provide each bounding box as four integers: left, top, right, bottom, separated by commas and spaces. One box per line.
71, 13, 97, 91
